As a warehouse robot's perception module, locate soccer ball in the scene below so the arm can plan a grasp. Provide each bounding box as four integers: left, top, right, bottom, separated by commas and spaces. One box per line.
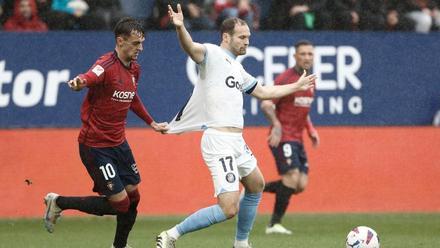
346, 226, 380, 248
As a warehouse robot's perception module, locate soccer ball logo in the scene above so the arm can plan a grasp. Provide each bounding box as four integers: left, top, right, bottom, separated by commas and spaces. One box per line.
346, 226, 380, 248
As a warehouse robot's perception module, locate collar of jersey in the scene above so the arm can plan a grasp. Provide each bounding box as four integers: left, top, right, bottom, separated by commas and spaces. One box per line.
221, 48, 237, 60
114, 50, 133, 70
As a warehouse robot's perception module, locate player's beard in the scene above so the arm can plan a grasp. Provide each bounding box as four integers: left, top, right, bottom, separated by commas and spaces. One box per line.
238, 46, 247, 55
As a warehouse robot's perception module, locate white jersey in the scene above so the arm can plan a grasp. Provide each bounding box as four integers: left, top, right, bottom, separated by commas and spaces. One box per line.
168, 43, 257, 133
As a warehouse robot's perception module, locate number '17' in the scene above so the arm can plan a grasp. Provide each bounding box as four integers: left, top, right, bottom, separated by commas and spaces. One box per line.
219, 156, 233, 172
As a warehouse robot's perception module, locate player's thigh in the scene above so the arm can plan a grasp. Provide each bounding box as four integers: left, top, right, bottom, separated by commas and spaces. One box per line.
297, 142, 310, 175
240, 165, 265, 193
281, 168, 301, 188
79, 143, 125, 197
203, 153, 240, 197
233, 136, 262, 191
296, 173, 309, 193
116, 141, 141, 188
201, 134, 240, 197
107, 184, 139, 202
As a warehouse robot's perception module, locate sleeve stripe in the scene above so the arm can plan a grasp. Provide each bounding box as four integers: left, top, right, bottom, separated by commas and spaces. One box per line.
244, 80, 258, 94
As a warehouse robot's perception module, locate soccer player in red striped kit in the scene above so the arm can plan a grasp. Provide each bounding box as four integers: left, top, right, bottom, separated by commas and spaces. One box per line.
261, 40, 319, 235
43, 17, 168, 248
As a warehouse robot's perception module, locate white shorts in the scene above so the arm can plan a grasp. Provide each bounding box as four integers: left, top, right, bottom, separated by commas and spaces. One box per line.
201, 128, 257, 197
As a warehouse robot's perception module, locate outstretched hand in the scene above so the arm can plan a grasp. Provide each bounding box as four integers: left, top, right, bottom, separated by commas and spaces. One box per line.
309, 131, 320, 148
296, 70, 317, 91
68, 76, 85, 91
168, 4, 184, 27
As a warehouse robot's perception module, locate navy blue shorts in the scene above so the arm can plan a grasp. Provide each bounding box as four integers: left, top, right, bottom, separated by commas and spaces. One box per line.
79, 141, 141, 196
270, 141, 309, 175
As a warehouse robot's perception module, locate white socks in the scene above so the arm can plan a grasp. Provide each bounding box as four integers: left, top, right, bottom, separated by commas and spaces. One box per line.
166, 226, 181, 240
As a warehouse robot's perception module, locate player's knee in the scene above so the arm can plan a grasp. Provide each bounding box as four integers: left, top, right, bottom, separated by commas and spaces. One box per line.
282, 173, 300, 188
255, 179, 265, 192
296, 182, 308, 194
221, 204, 239, 219
295, 187, 305, 194
109, 196, 130, 213
244, 177, 265, 193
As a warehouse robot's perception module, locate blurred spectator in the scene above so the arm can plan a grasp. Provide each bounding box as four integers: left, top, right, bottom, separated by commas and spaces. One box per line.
252, 0, 271, 29
327, 0, 361, 31
312, 0, 333, 30
3, 0, 48, 31
51, 0, 106, 29
1, 0, 14, 24
34, 0, 73, 30
264, 0, 332, 30
119, 0, 155, 29
87, 0, 124, 30
434, 0, 440, 30
154, 0, 214, 30
185, 0, 215, 30
213, 0, 256, 29
405, 0, 433, 33
359, 0, 386, 30
385, 0, 416, 31
388, 0, 435, 33
418, 0, 440, 30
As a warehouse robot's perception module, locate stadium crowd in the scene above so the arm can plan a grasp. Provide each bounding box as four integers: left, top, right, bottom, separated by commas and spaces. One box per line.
1, 0, 440, 33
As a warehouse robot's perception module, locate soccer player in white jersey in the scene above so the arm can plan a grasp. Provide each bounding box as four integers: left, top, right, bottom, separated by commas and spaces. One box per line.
156, 4, 316, 248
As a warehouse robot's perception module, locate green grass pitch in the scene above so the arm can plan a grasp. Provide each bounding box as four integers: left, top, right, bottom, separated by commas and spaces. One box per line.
1, 213, 439, 247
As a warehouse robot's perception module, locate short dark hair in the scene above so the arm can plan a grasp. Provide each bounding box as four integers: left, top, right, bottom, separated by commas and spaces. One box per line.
294, 40, 314, 49
220, 17, 247, 36
113, 17, 145, 39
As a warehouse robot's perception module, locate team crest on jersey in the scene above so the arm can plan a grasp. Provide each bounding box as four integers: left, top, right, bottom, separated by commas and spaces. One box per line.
106, 181, 114, 191
225, 172, 236, 183
92, 65, 104, 77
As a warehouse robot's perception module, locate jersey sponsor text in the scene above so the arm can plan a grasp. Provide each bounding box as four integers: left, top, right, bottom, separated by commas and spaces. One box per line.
111, 90, 135, 102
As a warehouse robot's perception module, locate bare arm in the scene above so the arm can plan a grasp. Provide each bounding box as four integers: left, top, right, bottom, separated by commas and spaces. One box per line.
261, 100, 282, 147
168, 4, 206, 63
251, 70, 316, 100
306, 115, 320, 148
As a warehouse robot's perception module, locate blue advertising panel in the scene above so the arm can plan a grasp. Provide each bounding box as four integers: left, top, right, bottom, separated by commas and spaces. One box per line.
1, 31, 439, 127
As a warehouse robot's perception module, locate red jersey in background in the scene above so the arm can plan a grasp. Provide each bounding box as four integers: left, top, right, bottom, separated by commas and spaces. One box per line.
272, 68, 315, 143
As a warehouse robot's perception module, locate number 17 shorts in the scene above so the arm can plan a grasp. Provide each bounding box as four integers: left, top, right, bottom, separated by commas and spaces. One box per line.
201, 128, 258, 197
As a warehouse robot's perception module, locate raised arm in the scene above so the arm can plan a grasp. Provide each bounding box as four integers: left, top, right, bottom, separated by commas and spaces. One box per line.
251, 70, 316, 100
168, 4, 206, 63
